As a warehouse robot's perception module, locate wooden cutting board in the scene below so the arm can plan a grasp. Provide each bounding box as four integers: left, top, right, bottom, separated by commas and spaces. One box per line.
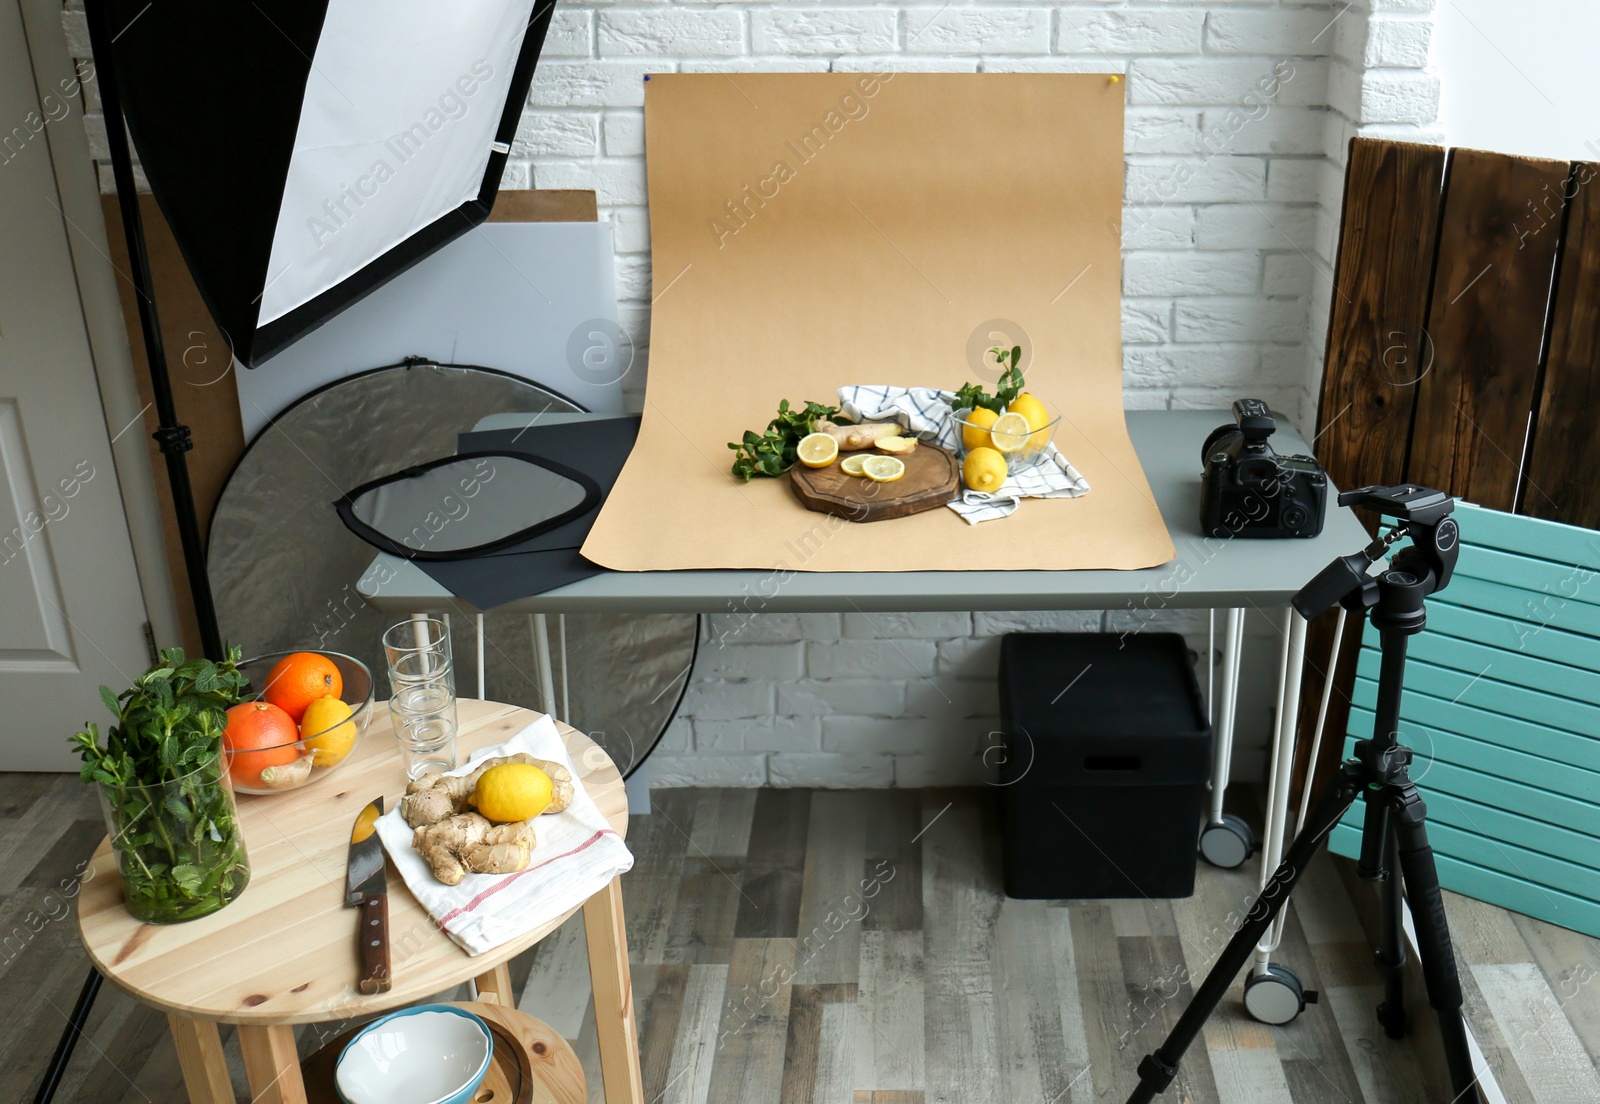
790, 445, 960, 522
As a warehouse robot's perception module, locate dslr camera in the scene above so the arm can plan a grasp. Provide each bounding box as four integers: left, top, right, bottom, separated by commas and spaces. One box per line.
1200, 399, 1327, 539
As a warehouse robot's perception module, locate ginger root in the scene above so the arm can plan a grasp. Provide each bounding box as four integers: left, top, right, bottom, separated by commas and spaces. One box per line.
401, 752, 575, 828
815, 418, 902, 451
412, 813, 538, 885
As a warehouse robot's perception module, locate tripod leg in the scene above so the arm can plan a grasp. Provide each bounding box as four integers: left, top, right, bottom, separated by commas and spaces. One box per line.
1375, 822, 1408, 1038
1126, 771, 1359, 1104
1391, 792, 1482, 1104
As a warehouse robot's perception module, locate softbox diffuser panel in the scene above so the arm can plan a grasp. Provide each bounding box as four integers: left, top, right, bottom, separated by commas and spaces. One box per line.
92, 0, 554, 367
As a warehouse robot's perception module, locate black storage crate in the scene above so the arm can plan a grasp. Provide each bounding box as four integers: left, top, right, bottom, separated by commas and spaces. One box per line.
998, 632, 1211, 899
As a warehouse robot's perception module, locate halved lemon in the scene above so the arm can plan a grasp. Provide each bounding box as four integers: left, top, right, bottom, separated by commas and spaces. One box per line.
988, 412, 1032, 453
796, 432, 839, 469
861, 456, 905, 483
841, 454, 870, 477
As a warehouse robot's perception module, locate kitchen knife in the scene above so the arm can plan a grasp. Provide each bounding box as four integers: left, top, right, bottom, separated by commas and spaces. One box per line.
345, 797, 391, 994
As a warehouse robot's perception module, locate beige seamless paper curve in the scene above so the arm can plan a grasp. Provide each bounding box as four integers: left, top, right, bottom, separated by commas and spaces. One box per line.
581, 73, 1176, 573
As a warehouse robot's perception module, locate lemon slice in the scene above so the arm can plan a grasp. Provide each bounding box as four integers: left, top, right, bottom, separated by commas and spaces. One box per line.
796, 432, 839, 468
988, 412, 1032, 453
840, 454, 870, 477
861, 456, 905, 483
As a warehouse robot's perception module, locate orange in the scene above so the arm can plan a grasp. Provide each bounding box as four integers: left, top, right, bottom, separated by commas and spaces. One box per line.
262, 652, 342, 723
223, 701, 300, 789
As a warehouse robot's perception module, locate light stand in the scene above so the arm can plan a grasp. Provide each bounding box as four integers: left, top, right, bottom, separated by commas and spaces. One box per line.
1126, 483, 1481, 1104
85, 0, 224, 660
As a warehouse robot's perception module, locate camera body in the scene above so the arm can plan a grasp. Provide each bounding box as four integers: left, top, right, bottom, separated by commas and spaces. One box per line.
1200, 399, 1328, 539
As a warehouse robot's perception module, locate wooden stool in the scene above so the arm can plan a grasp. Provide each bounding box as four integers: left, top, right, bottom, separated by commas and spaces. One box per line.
77, 700, 644, 1104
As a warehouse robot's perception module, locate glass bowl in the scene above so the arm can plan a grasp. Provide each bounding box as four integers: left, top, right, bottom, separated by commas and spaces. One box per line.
951, 406, 1062, 470
227, 650, 375, 795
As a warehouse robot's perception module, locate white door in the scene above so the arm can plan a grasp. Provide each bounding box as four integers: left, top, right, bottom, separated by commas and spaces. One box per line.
0, 0, 153, 770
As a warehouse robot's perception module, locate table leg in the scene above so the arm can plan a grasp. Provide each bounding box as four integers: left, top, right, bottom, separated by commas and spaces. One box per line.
1255, 608, 1307, 973
238, 1023, 307, 1104
584, 876, 643, 1104
473, 961, 514, 1006
167, 1013, 233, 1104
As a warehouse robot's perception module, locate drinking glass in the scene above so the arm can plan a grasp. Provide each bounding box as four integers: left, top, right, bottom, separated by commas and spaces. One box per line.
382, 617, 458, 779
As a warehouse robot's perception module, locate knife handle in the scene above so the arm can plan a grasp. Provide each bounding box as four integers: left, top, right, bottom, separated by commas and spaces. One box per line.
358, 892, 391, 995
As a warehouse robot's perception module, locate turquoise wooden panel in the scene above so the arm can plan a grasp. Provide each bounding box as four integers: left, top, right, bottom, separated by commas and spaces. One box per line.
1454, 543, 1600, 609
1401, 617, 1600, 701
1349, 683, 1600, 772
1353, 650, 1600, 740
1329, 502, 1600, 939
1425, 599, 1600, 670
1330, 824, 1600, 937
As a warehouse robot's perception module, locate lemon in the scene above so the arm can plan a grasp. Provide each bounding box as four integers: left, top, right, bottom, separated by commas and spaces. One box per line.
470, 763, 555, 823
861, 456, 905, 482
796, 432, 839, 469
963, 447, 1007, 493
840, 454, 870, 477
300, 697, 357, 768
961, 406, 999, 452
988, 412, 1032, 453
1006, 392, 1051, 450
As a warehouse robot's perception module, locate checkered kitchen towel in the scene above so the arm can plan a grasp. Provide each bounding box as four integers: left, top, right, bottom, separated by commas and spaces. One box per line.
837, 385, 1090, 524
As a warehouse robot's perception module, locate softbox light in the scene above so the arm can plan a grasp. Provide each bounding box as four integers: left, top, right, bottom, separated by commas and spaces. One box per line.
89, 0, 555, 366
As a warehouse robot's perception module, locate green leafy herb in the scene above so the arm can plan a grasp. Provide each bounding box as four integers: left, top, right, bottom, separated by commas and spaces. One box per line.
951, 344, 1026, 414
72, 646, 253, 923
728, 398, 841, 481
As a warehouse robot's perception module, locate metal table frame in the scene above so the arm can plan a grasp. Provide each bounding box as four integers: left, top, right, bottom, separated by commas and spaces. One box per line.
360, 409, 1356, 995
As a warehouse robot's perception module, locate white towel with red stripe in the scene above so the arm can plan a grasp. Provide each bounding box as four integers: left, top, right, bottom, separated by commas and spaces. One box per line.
374, 715, 633, 955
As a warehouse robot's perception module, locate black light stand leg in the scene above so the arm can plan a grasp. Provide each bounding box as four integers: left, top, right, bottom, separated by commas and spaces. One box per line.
31, 969, 102, 1104
1126, 768, 1361, 1104
84, 0, 224, 661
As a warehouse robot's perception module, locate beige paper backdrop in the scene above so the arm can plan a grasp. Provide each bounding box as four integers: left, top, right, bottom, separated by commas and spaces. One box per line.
582, 73, 1175, 572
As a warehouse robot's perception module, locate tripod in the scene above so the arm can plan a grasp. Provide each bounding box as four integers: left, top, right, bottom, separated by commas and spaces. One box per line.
1127, 484, 1481, 1104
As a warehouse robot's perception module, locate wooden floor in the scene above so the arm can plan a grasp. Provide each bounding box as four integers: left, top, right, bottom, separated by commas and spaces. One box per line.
4, 780, 1599, 1102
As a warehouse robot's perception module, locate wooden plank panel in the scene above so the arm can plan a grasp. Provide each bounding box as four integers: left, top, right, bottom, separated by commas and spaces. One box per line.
1348, 702, 1600, 813
1420, 598, 1600, 665
1301, 140, 1449, 804
1403, 625, 1600, 704
1409, 148, 1569, 507
1524, 162, 1600, 528
1456, 499, 1600, 562
735, 789, 811, 939
1331, 825, 1600, 938
1315, 137, 1446, 497
1369, 651, 1600, 740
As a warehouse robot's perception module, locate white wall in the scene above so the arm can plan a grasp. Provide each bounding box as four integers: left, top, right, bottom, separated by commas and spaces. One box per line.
1436, 0, 1600, 162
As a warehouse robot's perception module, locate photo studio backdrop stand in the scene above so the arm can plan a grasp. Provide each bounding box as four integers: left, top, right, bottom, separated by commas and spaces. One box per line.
39, 2, 557, 1100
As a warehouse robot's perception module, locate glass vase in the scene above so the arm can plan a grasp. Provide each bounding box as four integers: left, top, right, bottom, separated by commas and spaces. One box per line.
96, 752, 250, 924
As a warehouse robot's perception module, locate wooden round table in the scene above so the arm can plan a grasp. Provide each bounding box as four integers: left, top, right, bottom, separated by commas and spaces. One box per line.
78, 700, 643, 1104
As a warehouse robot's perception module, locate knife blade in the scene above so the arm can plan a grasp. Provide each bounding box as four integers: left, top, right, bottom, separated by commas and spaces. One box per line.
345, 797, 391, 994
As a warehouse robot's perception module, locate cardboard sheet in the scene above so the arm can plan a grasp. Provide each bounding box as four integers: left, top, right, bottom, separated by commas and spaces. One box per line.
582, 74, 1175, 573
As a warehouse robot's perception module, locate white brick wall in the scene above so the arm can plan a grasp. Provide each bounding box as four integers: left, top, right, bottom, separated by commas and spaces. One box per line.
60, 1, 1442, 788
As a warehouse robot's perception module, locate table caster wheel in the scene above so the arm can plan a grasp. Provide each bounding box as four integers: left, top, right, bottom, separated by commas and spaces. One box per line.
1199, 814, 1255, 869
1244, 964, 1317, 1025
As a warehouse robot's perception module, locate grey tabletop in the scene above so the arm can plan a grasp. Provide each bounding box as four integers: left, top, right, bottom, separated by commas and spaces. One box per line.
358, 409, 1369, 615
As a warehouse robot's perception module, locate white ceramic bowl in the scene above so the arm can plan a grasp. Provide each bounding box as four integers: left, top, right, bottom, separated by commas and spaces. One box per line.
336, 1006, 493, 1104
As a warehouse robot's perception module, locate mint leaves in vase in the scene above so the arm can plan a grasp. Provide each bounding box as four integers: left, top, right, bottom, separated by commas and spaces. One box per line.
72, 647, 252, 924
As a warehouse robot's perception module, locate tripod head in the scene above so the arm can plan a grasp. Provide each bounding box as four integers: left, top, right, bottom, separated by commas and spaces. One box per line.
1292, 484, 1459, 626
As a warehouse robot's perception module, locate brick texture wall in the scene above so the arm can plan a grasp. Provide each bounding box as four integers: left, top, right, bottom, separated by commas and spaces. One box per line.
61, 0, 1443, 787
